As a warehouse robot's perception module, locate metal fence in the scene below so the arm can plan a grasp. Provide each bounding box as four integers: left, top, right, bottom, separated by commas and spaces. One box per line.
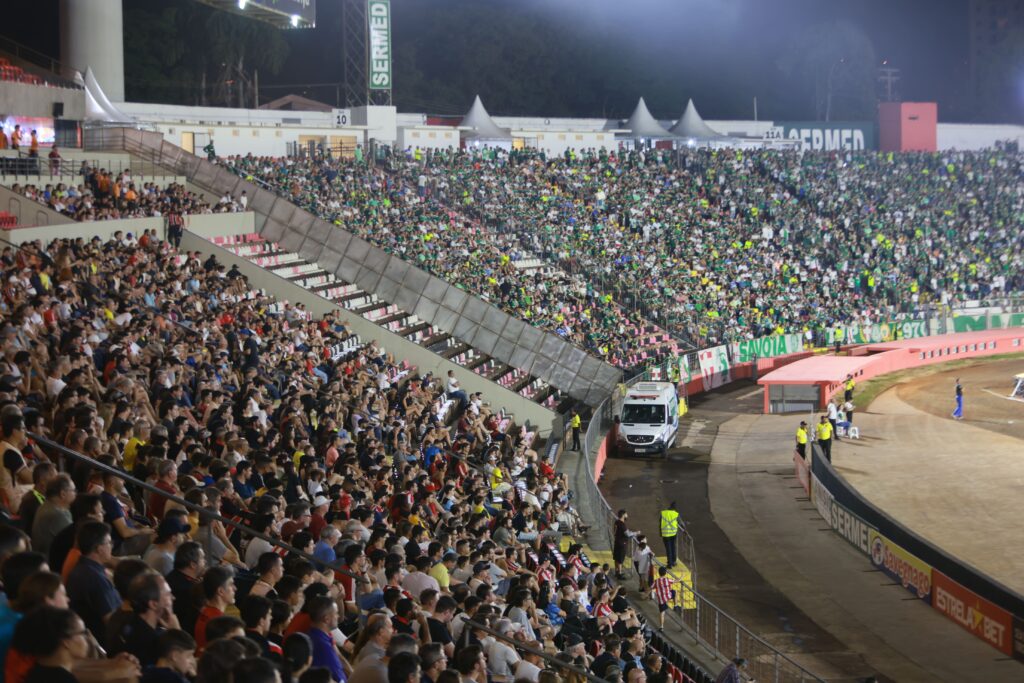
575, 372, 826, 683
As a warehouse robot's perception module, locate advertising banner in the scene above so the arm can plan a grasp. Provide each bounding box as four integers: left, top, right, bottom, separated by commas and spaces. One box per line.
810, 472, 871, 555
952, 312, 1024, 333
868, 529, 932, 602
698, 345, 731, 392
733, 333, 803, 363
932, 570, 1014, 656
368, 0, 392, 90
1013, 617, 1024, 662
765, 121, 876, 150
844, 319, 929, 344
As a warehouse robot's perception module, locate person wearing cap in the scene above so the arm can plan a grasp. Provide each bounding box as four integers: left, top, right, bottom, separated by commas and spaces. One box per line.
143, 510, 193, 576
486, 618, 522, 678
467, 561, 492, 592
308, 494, 331, 540
561, 632, 590, 668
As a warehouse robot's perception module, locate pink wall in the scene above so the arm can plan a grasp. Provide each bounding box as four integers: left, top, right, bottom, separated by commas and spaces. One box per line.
878, 102, 937, 152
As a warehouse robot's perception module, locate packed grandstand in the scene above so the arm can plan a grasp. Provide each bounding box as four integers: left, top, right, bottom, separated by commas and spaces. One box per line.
2, 6, 1024, 683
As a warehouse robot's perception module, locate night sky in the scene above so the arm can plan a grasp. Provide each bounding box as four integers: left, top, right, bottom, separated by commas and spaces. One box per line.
7, 0, 994, 121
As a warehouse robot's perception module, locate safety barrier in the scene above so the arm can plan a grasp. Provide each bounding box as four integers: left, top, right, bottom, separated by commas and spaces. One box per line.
801, 443, 1024, 661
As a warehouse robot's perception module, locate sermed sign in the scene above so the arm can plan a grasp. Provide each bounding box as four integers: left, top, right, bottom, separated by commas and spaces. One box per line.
368, 0, 392, 90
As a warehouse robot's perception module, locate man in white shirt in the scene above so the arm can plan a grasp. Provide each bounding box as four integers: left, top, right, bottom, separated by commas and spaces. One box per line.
485, 619, 521, 678
513, 642, 544, 683
446, 370, 468, 411
401, 556, 440, 598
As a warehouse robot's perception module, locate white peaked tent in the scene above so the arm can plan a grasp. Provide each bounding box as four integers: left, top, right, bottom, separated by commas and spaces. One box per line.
459, 95, 512, 141
76, 68, 134, 123
624, 97, 673, 138
670, 99, 723, 140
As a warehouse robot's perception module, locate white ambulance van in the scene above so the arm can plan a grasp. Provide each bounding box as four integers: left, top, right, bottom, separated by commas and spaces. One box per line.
615, 382, 679, 458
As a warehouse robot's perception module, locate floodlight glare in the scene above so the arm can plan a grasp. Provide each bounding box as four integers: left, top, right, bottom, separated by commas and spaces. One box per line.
291, 14, 300, 26
238, 0, 246, 8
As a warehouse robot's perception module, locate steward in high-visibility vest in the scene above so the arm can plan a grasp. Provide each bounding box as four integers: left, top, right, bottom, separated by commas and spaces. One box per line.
660, 503, 680, 568
569, 409, 582, 452
795, 421, 808, 459
844, 374, 855, 401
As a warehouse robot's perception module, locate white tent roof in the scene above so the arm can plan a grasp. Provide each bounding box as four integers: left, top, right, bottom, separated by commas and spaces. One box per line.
669, 99, 722, 139
624, 97, 673, 138
459, 96, 511, 140
77, 68, 133, 123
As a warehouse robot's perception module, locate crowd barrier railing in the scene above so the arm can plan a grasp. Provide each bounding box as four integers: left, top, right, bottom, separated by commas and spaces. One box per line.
574, 372, 826, 683
801, 442, 1024, 662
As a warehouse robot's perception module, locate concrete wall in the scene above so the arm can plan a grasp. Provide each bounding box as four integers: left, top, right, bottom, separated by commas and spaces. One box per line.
396, 127, 459, 151
0, 185, 73, 228
0, 81, 85, 120
936, 123, 1024, 150
83, 127, 622, 406
180, 230, 557, 435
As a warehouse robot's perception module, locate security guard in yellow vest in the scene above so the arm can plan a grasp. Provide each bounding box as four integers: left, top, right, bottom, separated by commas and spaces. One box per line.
795, 421, 809, 459
844, 374, 855, 402
659, 502, 680, 568
569, 409, 582, 451
816, 415, 833, 462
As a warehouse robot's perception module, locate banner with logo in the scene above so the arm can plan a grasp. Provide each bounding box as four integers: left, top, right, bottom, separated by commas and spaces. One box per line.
732, 333, 803, 363
765, 121, 876, 150
810, 472, 871, 555
843, 319, 930, 344
698, 345, 730, 392
367, 0, 392, 90
932, 570, 1014, 656
952, 312, 1024, 334
868, 529, 933, 602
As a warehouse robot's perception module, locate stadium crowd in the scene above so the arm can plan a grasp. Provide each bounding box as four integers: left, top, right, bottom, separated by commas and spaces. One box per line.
231, 145, 1023, 350
11, 165, 243, 221
0, 231, 685, 683
226, 155, 681, 370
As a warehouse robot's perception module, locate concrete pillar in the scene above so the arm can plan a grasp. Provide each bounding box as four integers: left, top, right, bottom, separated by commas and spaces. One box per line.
60, 0, 125, 102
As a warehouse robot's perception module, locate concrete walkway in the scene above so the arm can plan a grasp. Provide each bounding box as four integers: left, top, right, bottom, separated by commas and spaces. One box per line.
708, 409, 1024, 682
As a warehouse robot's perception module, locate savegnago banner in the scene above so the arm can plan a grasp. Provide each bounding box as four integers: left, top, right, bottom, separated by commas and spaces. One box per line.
731, 333, 803, 363
869, 529, 932, 603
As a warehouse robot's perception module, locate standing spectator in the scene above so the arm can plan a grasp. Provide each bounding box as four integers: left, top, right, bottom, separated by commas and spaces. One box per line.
48, 146, 62, 175
28, 131, 39, 158
612, 509, 630, 579
827, 400, 840, 441
166, 213, 184, 249
10, 125, 21, 151
843, 400, 855, 425
65, 521, 121, 644
816, 416, 833, 463
632, 538, 654, 594
31, 474, 76, 557
952, 378, 964, 420
651, 567, 673, 631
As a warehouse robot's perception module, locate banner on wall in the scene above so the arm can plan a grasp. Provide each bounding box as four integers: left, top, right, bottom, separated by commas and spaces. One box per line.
952, 312, 1024, 334
844, 319, 930, 344
868, 529, 933, 602
698, 345, 731, 392
932, 570, 1014, 656
732, 333, 803, 363
765, 121, 876, 150
810, 472, 871, 555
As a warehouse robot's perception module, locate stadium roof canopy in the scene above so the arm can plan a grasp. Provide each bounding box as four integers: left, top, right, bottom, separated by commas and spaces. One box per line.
193, 0, 316, 29
624, 97, 674, 138
669, 99, 724, 139
460, 96, 512, 140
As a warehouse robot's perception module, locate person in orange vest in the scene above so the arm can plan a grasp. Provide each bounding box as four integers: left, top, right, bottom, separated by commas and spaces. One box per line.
10, 124, 21, 150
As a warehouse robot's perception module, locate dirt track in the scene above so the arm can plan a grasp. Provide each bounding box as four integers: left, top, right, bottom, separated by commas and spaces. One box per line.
893, 357, 1024, 440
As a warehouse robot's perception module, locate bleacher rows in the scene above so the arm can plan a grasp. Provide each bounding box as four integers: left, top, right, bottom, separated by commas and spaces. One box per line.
214, 233, 573, 411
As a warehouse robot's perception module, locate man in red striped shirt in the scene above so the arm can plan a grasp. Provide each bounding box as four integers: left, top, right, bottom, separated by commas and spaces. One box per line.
651, 566, 674, 630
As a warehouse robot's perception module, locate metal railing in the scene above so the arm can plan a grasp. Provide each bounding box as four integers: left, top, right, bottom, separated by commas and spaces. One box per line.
1, 153, 180, 182
573, 374, 826, 683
